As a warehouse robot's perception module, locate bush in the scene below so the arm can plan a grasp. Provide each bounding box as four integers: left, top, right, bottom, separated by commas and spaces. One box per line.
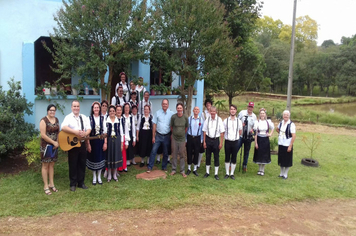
0, 78, 38, 159
22, 135, 41, 165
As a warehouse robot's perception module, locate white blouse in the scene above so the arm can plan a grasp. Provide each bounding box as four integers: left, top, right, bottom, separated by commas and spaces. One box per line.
103, 117, 129, 145
254, 119, 274, 137
278, 119, 296, 146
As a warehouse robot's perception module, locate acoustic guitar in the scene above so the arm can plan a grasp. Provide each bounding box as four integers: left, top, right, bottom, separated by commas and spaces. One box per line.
58, 131, 107, 151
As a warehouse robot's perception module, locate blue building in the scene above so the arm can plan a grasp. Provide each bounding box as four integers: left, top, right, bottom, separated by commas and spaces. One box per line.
0, 0, 204, 129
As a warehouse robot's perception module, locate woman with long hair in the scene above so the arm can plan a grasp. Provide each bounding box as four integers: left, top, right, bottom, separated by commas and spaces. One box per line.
39, 104, 60, 195
86, 102, 106, 185
253, 108, 274, 176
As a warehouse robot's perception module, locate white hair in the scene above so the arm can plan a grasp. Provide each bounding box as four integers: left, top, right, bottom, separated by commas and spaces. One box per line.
283, 110, 291, 116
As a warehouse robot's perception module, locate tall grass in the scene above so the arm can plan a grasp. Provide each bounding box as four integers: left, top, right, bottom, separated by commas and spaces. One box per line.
0, 131, 355, 217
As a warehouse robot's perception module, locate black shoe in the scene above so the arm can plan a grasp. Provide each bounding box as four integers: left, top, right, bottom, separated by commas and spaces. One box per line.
140, 163, 145, 167
224, 174, 229, 179
156, 160, 161, 164
78, 184, 88, 189
193, 171, 199, 176
282, 176, 288, 180
167, 160, 171, 164
230, 175, 235, 180
92, 181, 97, 186
70, 186, 76, 192
186, 170, 191, 175
203, 173, 209, 178
214, 175, 220, 180
98, 181, 103, 185
278, 175, 283, 178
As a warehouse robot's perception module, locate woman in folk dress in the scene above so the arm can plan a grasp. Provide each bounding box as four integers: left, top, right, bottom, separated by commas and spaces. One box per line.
253, 108, 274, 176
276, 110, 296, 179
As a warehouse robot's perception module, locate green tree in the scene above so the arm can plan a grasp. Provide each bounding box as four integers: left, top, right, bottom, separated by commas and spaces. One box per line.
47, 0, 151, 100
279, 15, 318, 52
150, 0, 234, 115
219, 0, 263, 104
254, 16, 284, 47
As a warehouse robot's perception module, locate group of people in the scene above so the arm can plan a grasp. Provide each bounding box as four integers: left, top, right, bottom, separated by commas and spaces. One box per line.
39, 77, 296, 194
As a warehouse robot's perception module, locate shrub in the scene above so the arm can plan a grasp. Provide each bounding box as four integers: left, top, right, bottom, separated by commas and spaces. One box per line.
22, 135, 41, 165
0, 78, 38, 159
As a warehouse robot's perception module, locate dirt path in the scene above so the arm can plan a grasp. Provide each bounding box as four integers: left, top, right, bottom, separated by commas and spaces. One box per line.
1, 199, 355, 235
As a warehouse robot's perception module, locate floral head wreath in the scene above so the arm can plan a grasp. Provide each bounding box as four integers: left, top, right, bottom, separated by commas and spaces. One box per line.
259, 108, 267, 113
119, 72, 126, 76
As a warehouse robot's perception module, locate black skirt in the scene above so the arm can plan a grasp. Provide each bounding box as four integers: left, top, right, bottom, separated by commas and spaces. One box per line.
278, 145, 293, 167
87, 138, 106, 170
253, 136, 271, 164
139, 129, 152, 157
106, 136, 123, 169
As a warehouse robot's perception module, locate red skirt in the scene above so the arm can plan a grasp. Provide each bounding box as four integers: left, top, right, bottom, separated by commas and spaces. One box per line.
118, 136, 127, 171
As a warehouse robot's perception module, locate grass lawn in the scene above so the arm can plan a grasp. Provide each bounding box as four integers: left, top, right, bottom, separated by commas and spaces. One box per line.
1, 131, 355, 217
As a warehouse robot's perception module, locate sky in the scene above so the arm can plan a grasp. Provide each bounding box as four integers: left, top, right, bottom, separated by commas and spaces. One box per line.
260, 0, 356, 45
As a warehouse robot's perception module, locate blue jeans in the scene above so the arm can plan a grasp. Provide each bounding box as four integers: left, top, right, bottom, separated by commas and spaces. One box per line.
148, 133, 170, 170
237, 137, 252, 167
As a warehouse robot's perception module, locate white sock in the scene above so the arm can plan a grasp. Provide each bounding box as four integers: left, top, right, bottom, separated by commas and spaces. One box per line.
280, 167, 284, 176
198, 153, 203, 167
261, 164, 265, 173
124, 167, 127, 171
97, 169, 102, 182
230, 164, 236, 176
93, 171, 97, 182
258, 164, 262, 172
107, 169, 112, 180
127, 160, 131, 165
215, 166, 219, 175
188, 165, 191, 171
104, 169, 107, 178
225, 163, 230, 175
193, 165, 197, 171
157, 155, 160, 161
141, 158, 145, 163
206, 165, 210, 174
168, 156, 170, 161
132, 158, 137, 164
284, 167, 290, 177
113, 169, 118, 179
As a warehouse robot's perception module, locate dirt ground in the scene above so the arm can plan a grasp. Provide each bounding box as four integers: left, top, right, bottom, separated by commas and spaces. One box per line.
1, 124, 356, 235
1, 199, 355, 236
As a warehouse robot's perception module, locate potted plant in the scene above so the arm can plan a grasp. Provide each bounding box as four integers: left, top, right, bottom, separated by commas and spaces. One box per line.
159, 84, 168, 95
301, 133, 321, 167
150, 85, 159, 95
167, 87, 171, 95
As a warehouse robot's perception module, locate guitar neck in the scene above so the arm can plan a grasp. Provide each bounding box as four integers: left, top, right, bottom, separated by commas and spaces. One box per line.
80, 134, 107, 141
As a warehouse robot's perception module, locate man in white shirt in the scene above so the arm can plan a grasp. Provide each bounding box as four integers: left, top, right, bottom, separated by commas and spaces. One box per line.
223, 104, 242, 180
202, 106, 225, 180
138, 91, 153, 116
61, 100, 91, 191
237, 102, 257, 173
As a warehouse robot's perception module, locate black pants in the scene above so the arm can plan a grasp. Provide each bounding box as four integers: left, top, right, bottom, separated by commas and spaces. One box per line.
205, 137, 220, 167
68, 144, 87, 187
237, 137, 252, 167
225, 140, 239, 164
187, 135, 201, 165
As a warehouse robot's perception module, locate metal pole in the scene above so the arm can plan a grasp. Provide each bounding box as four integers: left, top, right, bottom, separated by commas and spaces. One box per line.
286, 0, 297, 111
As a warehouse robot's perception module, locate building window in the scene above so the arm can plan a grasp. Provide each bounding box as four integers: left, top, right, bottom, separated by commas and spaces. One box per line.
34, 36, 69, 93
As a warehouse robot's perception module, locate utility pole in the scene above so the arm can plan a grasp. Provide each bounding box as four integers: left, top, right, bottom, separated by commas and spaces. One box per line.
286, 0, 297, 111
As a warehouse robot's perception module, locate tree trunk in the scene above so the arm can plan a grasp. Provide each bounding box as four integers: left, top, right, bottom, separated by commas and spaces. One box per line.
228, 94, 233, 106
186, 85, 193, 117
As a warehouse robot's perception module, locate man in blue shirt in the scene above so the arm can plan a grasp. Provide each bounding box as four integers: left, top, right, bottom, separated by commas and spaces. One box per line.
186, 106, 204, 176
147, 99, 174, 172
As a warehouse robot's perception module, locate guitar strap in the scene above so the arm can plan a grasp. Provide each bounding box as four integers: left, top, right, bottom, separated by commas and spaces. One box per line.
79, 115, 84, 131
